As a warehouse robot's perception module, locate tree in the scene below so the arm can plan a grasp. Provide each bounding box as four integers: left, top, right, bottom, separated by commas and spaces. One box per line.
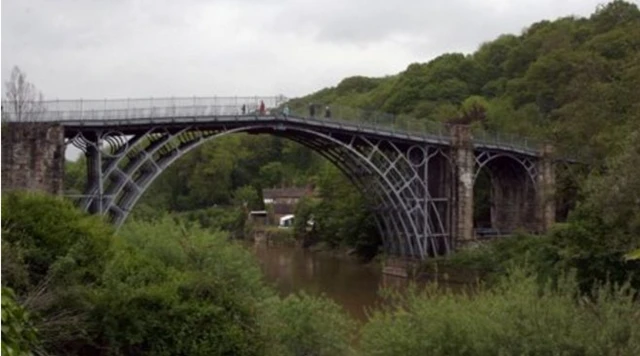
2, 66, 45, 122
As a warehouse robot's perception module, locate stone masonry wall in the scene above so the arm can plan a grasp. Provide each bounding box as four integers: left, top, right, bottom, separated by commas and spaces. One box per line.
450, 125, 475, 245
1, 122, 65, 195
536, 144, 556, 232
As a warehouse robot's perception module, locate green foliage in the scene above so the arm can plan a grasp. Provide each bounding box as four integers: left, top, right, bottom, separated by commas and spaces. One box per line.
263, 226, 296, 246
360, 269, 640, 356
63, 157, 86, 195
1, 288, 38, 356
175, 206, 248, 237
260, 293, 356, 356
1, 191, 113, 355
428, 234, 559, 282
335, 76, 382, 95
547, 125, 640, 290
305, 163, 380, 257
138, 134, 322, 213
92, 218, 273, 355
626, 249, 640, 261
293, 196, 319, 238
1, 191, 112, 291
1, 193, 358, 355
233, 185, 264, 210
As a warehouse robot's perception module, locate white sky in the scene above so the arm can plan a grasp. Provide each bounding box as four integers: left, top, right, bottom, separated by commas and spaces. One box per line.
1, 0, 618, 101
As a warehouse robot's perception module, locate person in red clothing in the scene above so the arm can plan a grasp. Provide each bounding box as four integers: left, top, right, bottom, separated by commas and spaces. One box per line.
259, 100, 266, 115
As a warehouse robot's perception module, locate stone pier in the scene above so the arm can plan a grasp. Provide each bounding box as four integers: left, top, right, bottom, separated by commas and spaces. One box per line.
1, 122, 65, 195
451, 125, 475, 246
536, 144, 556, 232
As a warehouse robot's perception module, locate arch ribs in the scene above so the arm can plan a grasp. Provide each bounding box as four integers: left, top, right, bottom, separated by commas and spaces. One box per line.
68, 124, 455, 259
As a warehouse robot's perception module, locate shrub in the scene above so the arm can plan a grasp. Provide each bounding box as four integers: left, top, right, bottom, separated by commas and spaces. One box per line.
260, 292, 356, 356
174, 206, 248, 238
91, 218, 274, 355
263, 226, 296, 246
1, 287, 39, 356
360, 268, 640, 356
1, 191, 112, 289
1, 191, 113, 355
423, 234, 560, 283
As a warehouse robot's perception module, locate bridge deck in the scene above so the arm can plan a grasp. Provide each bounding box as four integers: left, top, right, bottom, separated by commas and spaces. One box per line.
1, 96, 542, 157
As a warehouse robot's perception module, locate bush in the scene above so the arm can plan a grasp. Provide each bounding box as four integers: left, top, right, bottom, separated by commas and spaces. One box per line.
1, 191, 113, 355
263, 226, 296, 246
90, 218, 274, 355
260, 292, 356, 356
1, 287, 39, 356
1, 191, 112, 289
423, 234, 560, 282
360, 268, 640, 356
174, 206, 248, 238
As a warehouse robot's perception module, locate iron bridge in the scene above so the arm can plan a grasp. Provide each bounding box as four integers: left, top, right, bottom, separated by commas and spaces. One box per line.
2, 96, 553, 260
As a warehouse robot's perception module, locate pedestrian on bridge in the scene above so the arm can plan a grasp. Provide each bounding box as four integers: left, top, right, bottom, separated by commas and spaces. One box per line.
309, 103, 316, 117
325, 106, 331, 118
241, 104, 246, 115
283, 105, 290, 117
259, 100, 266, 115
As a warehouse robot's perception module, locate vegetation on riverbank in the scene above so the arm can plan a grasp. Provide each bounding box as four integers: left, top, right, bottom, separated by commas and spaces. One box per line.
362, 269, 640, 356
1, 192, 353, 355
3, 191, 639, 355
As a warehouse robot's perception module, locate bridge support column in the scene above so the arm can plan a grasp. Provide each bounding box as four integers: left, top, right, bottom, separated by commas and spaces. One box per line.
1, 122, 65, 195
451, 126, 474, 246
536, 144, 556, 232
84, 133, 104, 215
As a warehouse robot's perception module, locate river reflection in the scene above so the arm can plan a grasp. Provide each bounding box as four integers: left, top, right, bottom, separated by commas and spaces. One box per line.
251, 244, 410, 321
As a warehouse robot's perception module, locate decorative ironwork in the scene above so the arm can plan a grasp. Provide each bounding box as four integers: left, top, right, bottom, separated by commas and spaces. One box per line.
66, 121, 464, 259
474, 151, 538, 187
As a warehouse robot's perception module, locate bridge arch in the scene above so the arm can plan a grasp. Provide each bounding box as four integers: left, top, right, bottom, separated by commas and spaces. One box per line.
73, 121, 453, 259
473, 151, 538, 234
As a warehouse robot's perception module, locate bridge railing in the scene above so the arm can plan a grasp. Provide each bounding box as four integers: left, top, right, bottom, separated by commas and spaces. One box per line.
472, 128, 542, 153
1, 96, 288, 121
287, 104, 451, 140
1, 96, 543, 152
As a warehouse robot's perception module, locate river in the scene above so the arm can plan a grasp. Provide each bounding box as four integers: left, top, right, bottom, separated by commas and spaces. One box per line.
250, 243, 456, 321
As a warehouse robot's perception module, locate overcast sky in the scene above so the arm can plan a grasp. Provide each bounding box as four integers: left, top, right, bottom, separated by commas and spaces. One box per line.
2, 0, 617, 100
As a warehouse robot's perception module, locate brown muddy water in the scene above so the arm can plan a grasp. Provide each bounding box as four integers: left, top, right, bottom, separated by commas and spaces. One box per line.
250, 244, 476, 321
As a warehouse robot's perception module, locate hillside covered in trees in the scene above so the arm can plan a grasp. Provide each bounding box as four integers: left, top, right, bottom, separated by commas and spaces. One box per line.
289, 0, 640, 163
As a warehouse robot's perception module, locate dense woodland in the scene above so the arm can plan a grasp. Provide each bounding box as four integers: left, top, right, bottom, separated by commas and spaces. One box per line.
4, 1, 640, 354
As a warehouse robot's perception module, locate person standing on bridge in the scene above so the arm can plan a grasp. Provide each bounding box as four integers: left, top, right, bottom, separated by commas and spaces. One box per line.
241, 104, 246, 115
259, 100, 266, 115
325, 106, 331, 118
282, 105, 290, 117
309, 103, 316, 117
